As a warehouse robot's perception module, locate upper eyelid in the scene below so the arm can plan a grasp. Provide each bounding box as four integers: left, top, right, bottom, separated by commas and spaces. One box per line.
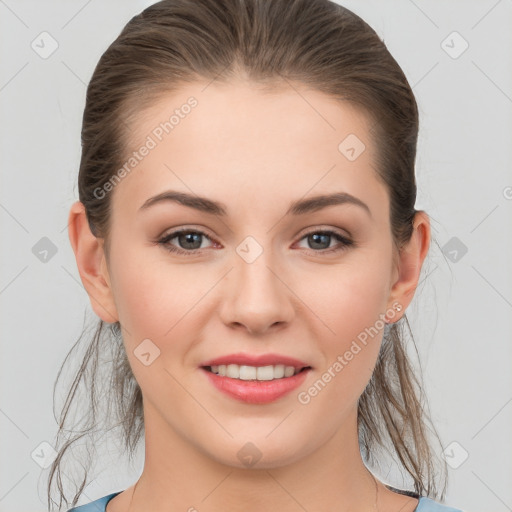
159, 226, 351, 246
159, 226, 216, 242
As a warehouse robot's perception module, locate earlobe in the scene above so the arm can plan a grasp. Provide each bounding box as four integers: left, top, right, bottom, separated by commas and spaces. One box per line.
67, 200, 119, 323
386, 211, 431, 322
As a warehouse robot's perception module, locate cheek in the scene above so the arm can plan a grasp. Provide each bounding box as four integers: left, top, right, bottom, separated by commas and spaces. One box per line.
108, 248, 215, 374
108, 242, 211, 346
109, 258, 208, 399
304, 257, 389, 340
298, 257, 389, 395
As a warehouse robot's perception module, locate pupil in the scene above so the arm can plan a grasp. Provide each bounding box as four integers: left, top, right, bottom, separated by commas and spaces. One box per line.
180, 232, 201, 249
310, 233, 329, 249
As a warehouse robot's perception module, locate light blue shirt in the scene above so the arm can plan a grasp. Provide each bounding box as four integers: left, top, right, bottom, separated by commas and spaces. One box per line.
67, 490, 465, 511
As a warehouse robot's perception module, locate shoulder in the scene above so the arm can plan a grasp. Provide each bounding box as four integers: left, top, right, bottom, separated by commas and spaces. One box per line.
65, 491, 464, 512
67, 491, 122, 512
416, 496, 465, 512
384, 485, 464, 512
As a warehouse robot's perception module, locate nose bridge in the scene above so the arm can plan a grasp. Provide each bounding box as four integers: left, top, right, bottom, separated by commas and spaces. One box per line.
221, 234, 294, 333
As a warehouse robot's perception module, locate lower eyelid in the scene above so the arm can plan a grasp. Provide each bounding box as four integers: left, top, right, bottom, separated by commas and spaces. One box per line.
159, 229, 215, 249
296, 231, 353, 250
158, 229, 352, 253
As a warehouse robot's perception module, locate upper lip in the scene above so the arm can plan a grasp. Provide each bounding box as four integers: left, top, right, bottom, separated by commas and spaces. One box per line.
200, 352, 311, 369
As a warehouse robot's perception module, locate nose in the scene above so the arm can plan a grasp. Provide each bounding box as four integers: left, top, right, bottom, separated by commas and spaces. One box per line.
218, 247, 295, 336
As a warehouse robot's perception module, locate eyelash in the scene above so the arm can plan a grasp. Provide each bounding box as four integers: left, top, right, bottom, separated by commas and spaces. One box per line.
156, 228, 354, 256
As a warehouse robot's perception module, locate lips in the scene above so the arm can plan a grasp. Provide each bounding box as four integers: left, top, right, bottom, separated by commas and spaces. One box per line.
199, 352, 312, 404
202, 367, 311, 404
200, 352, 311, 369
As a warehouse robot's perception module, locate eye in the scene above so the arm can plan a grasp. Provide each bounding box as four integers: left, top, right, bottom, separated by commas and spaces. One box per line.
157, 228, 215, 255
296, 230, 354, 254
156, 228, 354, 256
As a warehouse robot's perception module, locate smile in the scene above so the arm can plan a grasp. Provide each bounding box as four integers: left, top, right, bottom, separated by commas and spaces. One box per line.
201, 365, 311, 404
206, 364, 307, 381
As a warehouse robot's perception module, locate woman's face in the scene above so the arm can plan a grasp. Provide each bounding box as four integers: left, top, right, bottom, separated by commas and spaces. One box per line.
76, 79, 427, 469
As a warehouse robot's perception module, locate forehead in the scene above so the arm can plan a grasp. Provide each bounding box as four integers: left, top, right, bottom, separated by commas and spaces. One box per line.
111, 79, 387, 222
131, 79, 373, 152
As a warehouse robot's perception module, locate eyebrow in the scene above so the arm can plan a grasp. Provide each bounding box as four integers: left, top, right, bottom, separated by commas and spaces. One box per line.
139, 190, 371, 218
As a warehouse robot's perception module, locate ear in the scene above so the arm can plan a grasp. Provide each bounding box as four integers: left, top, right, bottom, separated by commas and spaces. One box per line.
385, 211, 431, 322
67, 200, 119, 323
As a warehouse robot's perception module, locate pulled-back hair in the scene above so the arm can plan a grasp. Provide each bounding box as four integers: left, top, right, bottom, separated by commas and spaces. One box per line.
47, 1, 448, 509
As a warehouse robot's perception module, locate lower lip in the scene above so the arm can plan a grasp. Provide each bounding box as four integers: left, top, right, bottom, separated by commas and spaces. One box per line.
201, 367, 311, 404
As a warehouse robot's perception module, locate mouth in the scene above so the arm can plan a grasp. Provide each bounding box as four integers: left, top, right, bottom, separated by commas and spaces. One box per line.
202, 364, 311, 381
200, 357, 312, 404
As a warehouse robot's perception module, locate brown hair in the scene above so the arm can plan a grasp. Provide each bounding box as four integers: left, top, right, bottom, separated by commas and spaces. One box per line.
47, 0, 448, 509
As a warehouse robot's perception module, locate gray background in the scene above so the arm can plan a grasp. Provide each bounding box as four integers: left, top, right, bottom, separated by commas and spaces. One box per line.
1, 1, 511, 511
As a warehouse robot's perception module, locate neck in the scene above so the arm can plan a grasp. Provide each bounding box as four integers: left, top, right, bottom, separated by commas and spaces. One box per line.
127, 403, 383, 512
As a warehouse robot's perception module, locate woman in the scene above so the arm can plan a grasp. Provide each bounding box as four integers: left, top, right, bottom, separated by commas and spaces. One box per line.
48, 0, 465, 510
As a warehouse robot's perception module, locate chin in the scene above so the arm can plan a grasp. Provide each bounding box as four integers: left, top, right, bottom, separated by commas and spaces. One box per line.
202, 432, 313, 470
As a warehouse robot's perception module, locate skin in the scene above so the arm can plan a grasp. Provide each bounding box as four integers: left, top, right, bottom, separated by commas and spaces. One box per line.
68, 78, 430, 512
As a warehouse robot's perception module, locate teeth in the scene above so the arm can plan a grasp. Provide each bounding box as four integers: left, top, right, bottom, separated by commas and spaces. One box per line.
209, 364, 303, 381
